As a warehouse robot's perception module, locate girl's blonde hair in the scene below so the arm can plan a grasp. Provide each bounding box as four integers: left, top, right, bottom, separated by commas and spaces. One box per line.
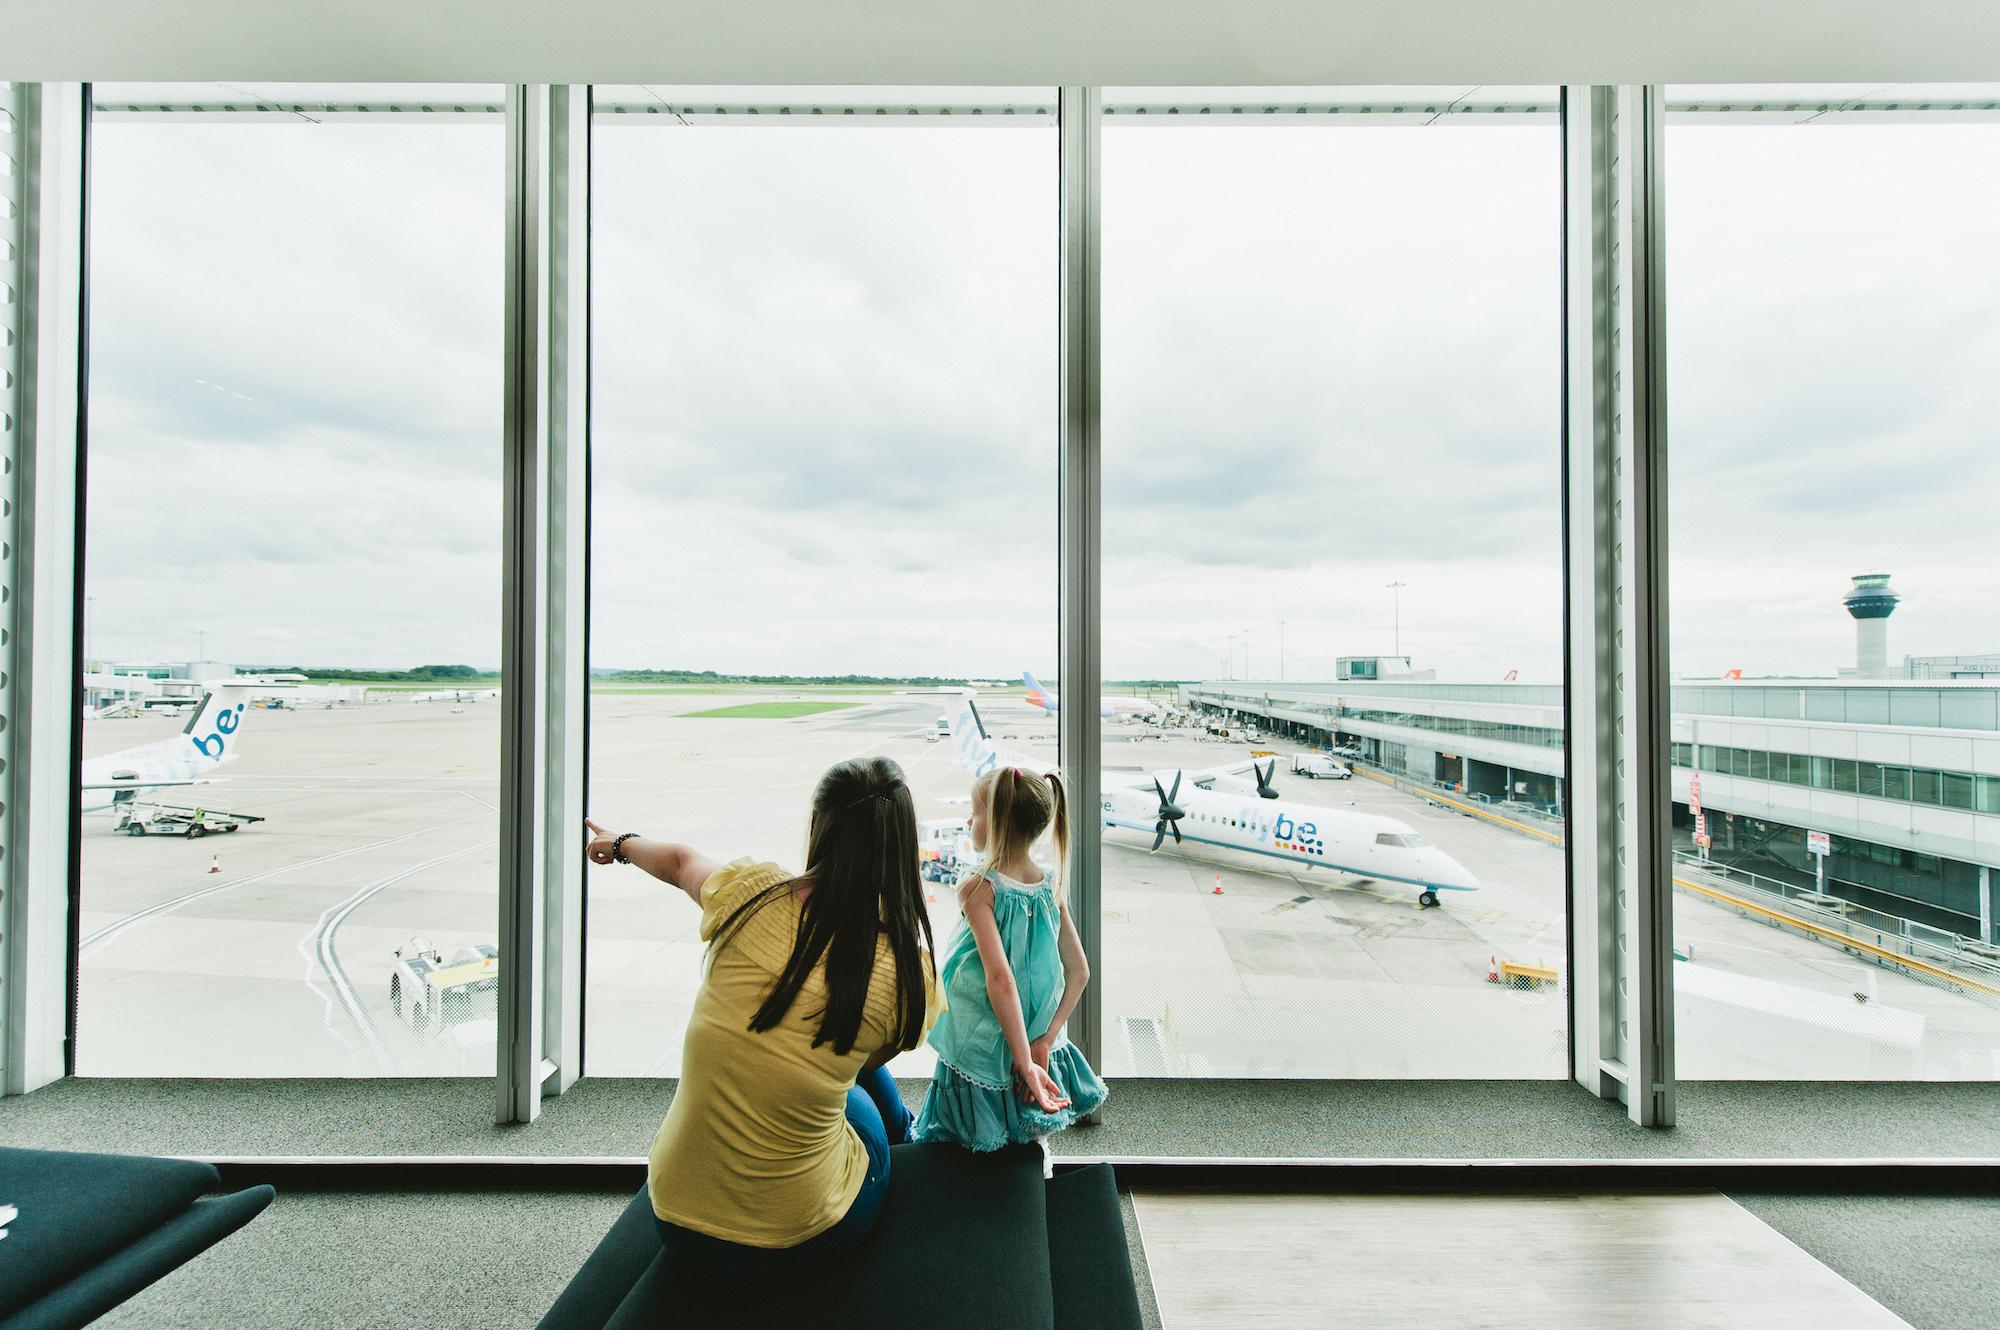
975, 765, 1070, 895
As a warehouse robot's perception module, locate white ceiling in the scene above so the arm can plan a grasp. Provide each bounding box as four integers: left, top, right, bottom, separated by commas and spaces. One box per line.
5, 0, 2000, 86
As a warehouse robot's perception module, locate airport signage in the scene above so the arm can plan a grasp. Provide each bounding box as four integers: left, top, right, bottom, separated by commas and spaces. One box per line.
1807, 830, 1830, 857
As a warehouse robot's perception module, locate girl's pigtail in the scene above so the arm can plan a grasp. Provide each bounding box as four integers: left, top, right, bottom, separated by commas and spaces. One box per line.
989, 767, 1017, 867
1046, 772, 1071, 899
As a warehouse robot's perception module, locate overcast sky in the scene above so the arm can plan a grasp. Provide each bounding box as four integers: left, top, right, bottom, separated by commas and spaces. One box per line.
84, 108, 1998, 682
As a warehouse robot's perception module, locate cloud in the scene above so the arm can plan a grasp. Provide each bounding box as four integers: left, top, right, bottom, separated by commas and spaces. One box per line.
81, 110, 1998, 684
1665, 123, 2000, 677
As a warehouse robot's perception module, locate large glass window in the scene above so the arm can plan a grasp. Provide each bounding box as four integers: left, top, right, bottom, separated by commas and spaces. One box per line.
75, 89, 504, 1075
1097, 90, 1566, 1077
584, 89, 1058, 1076
1667, 91, 2000, 1078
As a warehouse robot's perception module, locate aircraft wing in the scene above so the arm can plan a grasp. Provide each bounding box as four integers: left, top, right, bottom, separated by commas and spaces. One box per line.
946, 693, 1275, 796
1182, 756, 1275, 787
1098, 755, 1279, 796
80, 777, 206, 791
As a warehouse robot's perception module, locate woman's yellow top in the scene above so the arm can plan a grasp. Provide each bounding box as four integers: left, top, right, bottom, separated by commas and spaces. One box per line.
647, 859, 942, 1247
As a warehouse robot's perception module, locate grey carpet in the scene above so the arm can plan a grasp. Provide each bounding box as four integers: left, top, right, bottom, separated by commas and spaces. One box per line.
6, 1078, 1999, 1160
1118, 1183, 1165, 1330
77, 1185, 1994, 1330
92, 1188, 629, 1330
1731, 1192, 2000, 1330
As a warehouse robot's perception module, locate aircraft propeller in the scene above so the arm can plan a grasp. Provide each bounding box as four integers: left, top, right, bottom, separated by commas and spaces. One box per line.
1151, 771, 1186, 851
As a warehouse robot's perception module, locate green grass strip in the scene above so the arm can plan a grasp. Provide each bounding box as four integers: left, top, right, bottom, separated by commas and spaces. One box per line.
678, 701, 861, 719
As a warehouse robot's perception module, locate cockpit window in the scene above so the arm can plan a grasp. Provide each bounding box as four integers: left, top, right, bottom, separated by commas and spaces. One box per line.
1374, 832, 1432, 849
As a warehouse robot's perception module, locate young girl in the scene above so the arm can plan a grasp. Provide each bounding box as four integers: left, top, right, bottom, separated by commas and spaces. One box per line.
913, 765, 1106, 1151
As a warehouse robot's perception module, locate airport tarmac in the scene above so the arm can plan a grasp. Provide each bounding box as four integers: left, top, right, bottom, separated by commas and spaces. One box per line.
74, 689, 2000, 1080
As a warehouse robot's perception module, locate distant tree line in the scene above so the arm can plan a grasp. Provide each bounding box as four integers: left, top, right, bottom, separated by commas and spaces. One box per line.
238, 664, 1192, 688
242, 664, 498, 683
591, 669, 970, 686
589, 669, 1193, 689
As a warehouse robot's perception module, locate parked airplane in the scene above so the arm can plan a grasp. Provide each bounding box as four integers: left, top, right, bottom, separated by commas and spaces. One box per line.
405, 687, 499, 704
1020, 671, 1162, 722
944, 694, 1478, 907
79, 684, 262, 814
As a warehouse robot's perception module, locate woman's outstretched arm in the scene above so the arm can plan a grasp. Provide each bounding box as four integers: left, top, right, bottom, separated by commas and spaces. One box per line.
962, 875, 1070, 1113
585, 817, 721, 905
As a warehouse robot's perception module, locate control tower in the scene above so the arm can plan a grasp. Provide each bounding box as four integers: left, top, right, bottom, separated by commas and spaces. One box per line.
1843, 572, 1900, 679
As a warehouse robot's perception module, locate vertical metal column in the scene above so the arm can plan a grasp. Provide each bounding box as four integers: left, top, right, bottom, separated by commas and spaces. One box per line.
1057, 86, 1103, 1074
0, 80, 22, 1097
1561, 86, 1676, 1127
499, 85, 589, 1122
540, 85, 589, 1096
1, 84, 85, 1096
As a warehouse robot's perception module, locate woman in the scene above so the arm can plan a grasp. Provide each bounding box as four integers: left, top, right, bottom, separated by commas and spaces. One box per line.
584, 756, 940, 1273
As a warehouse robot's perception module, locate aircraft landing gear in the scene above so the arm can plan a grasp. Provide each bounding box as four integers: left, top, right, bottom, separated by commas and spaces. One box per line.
1418, 890, 1440, 909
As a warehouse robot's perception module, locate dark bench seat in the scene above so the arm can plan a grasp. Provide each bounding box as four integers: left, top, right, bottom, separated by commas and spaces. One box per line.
0, 1146, 274, 1330
539, 1144, 1141, 1330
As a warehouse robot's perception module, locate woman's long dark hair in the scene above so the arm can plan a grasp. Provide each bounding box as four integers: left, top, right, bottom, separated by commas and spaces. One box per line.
714, 756, 935, 1056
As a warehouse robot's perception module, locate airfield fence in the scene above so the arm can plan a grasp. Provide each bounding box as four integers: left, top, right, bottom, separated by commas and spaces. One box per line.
1671, 853, 2000, 1005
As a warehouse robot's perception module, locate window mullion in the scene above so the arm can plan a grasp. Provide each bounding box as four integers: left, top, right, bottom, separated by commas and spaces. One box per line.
2, 83, 86, 1097
1561, 85, 1676, 1126
499, 84, 588, 1122
1057, 85, 1103, 1077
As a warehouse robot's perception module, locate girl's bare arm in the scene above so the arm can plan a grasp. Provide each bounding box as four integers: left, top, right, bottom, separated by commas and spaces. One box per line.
1032, 899, 1091, 1062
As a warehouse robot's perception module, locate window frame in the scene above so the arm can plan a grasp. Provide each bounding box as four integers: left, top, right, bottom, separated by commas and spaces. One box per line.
12, 79, 1994, 1128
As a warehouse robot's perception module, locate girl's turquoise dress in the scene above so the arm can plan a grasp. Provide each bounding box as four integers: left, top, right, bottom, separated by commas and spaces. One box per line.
912, 864, 1108, 1151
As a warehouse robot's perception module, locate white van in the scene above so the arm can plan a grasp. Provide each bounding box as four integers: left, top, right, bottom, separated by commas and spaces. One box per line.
1290, 753, 1352, 780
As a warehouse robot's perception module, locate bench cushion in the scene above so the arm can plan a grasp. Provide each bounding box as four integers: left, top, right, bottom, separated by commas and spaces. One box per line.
0, 1147, 225, 1319
1045, 1164, 1144, 1330
541, 1142, 1056, 1330
1, 1185, 274, 1330
536, 1189, 665, 1330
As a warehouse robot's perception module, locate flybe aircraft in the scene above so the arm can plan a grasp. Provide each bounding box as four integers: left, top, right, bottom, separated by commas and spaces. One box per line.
945, 694, 1478, 907
80, 684, 262, 814
1020, 671, 1162, 722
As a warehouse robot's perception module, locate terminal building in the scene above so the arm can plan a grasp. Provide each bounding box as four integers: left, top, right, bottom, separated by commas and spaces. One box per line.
1185, 577, 2000, 944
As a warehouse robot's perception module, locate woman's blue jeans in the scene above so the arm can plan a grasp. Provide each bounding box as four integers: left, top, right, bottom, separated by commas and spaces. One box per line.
654, 1064, 911, 1276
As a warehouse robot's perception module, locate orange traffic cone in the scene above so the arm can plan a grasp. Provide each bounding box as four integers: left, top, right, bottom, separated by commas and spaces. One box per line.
209, 856, 221, 875
1212, 873, 1224, 896
1486, 954, 1499, 984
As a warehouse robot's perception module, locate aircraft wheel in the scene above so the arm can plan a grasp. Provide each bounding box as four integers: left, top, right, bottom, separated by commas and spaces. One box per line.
1419, 890, 1440, 908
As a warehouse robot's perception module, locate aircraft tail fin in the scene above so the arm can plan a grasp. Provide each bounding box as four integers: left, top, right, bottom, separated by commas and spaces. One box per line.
181, 683, 260, 766
1022, 670, 1055, 710
945, 693, 1001, 778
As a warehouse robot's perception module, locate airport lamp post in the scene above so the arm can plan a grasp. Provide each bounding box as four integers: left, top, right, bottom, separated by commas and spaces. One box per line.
1278, 619, 1285, 682
1386, 581, 1406, 660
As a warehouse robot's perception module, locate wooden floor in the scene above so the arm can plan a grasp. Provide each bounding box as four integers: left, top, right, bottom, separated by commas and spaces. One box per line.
1131, 1190, 1910, 1329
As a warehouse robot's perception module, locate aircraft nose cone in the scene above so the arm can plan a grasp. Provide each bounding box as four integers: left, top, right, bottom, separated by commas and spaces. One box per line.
1433, 850, 1481, 891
